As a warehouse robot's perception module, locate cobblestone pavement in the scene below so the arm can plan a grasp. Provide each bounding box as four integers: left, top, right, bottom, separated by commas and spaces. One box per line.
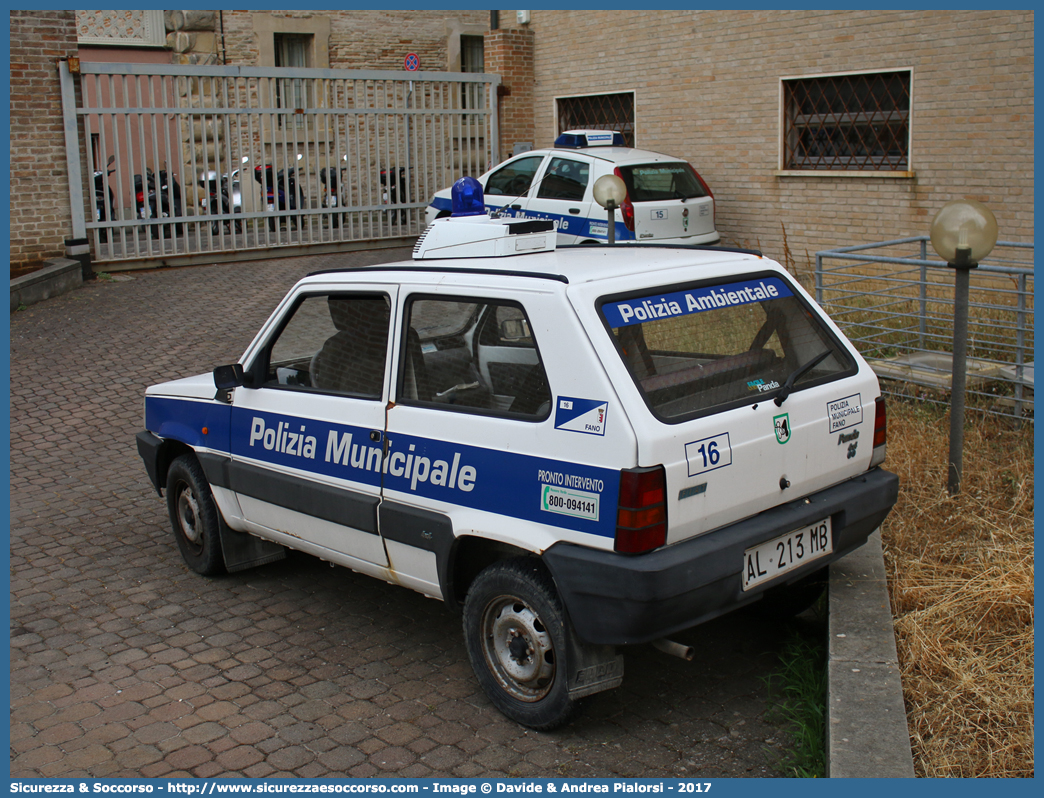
10, 249, 803, 778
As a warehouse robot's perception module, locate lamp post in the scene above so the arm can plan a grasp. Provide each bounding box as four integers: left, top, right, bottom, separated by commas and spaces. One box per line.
593, 174, 627, 245
929, 199, 998, 495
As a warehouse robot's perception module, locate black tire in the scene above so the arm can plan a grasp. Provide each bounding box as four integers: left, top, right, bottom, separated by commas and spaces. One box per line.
463, 559, 577, 730
165, 454, 226, 576
749, 566, 827, 620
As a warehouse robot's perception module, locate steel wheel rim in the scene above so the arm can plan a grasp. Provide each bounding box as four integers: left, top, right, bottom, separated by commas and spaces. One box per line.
174, 481, 203, 553
480, 594, 556, 702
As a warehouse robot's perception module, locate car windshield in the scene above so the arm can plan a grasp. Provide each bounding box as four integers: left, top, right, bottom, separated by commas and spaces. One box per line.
616, 163, 706, 201
600, 274, 854, 422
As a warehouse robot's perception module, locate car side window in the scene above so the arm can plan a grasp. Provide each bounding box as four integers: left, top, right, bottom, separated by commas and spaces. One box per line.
484, 156, 545, 197
263, 293, 390, 399
399, 296, 552, 419
536, 157, 590, 202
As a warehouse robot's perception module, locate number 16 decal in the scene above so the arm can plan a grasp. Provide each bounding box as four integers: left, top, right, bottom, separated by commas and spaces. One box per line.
685, 432, 733, 477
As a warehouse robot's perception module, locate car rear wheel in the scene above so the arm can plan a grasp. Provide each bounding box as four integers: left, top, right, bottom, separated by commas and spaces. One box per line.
463, 558, 577, 730
165, 454, 226, 576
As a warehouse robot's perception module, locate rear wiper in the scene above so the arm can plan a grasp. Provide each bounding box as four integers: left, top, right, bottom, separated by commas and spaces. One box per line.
774, 350, 831, 407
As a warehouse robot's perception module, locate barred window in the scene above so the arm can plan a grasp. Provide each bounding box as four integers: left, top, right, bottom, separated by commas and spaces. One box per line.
782, 70, 911, 172
557, 92, 635, 147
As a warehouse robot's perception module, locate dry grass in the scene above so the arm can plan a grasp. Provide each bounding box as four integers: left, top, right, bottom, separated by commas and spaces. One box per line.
882, 399, 1034, 777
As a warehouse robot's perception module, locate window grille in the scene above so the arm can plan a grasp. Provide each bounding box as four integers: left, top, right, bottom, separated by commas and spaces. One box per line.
782, 70, 911, 171
557, 92, 635, 147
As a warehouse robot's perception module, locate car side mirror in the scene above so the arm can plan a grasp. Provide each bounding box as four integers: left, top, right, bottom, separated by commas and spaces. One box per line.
500, 318, 531, 341
213, 363, 245, 390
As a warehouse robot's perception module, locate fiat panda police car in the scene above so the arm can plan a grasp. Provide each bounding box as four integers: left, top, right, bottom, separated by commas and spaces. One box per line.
138, 178, 897, 730
425, 130, 720, 247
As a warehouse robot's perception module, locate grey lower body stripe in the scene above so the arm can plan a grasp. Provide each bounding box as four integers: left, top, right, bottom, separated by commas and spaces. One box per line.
227, 459, 379, 535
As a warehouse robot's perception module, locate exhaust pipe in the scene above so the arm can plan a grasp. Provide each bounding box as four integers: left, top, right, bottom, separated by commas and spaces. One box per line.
652, 638, 695, 661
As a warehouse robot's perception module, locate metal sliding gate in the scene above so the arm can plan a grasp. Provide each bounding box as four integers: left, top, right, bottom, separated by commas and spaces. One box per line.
60, 61, 499, 267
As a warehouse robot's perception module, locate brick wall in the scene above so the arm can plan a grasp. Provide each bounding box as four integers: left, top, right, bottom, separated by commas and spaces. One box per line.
509, 10, 1033, 262
10, 10, 81, 275
485, 29, 535, 163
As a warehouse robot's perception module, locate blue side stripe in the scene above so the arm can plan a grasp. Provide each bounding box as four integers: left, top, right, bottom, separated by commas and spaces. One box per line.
146, 396, 232, 452
145, 396, 621, 538
427, 195, 633, 241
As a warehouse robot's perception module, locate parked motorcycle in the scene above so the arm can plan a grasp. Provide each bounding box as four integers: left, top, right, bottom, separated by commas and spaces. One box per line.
134, 166, 183, 239
253, 154, 304, 232
198, 167, 242, 235
319, 154, 348, 228
380, 166, 409, 223
93, 155, 116, 243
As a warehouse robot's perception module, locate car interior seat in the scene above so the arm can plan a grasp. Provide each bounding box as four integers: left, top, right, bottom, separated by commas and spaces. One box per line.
310, 297, 389, 397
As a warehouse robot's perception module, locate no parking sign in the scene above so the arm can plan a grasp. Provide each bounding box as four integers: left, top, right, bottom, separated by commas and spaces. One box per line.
404, 52, 419, 71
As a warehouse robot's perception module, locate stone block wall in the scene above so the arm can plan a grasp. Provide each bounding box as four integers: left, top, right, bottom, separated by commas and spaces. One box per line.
164, 10, 220, 65
220, 10, 488, 71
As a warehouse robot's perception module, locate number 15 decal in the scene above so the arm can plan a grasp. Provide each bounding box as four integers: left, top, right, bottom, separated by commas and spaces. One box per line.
685, 432, 733, 477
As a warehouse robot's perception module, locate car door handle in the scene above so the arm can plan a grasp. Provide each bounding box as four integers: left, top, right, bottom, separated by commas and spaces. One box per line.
369, 430, 382, 442
510, 204, 522, 210
569, 208, 581, 214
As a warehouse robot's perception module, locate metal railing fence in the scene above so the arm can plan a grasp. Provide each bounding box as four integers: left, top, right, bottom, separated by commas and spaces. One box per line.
815, 237, 1034, 422
61, 61, 499, 267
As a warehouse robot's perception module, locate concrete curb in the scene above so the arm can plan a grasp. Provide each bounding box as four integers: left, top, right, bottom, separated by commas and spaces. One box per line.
827, 529, 915, 777
10, 258, 83, 311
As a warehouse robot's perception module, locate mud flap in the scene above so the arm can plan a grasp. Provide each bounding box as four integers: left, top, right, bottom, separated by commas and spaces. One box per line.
565, 622, 624, 700
218, 518, 286, 574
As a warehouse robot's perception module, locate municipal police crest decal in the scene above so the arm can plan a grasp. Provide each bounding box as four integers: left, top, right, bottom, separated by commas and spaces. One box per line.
773, 413, 791, 444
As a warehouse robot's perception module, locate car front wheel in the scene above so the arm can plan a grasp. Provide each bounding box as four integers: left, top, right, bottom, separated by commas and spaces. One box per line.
165, 454, 226, 576
463, 558, 577, 730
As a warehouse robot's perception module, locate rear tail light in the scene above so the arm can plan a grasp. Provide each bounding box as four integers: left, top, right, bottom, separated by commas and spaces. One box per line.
870, 396, 887, 468
612, 167, 635, 232
687, 163, 715, 229
615, 466, 667, 554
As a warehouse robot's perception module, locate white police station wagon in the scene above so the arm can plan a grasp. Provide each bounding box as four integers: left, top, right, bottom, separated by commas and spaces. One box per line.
425, 130, 720, 247
138, 178, 897, 730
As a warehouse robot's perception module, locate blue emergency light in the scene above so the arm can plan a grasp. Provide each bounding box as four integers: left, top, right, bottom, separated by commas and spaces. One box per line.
450, 176, 486, 216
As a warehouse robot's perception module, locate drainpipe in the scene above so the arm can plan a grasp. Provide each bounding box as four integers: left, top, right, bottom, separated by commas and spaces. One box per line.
219, 10, 227, 65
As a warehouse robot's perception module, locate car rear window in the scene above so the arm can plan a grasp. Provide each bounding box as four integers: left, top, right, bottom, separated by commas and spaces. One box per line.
600, 274, 855, 422
616, 163, 706, 202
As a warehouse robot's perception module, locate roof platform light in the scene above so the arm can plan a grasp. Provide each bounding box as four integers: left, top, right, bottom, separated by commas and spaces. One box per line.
415, 176, 557, 259
554, 130, 625, 149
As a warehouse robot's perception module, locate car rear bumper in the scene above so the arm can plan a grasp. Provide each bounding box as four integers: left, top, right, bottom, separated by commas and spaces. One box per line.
542, 467, 898, 645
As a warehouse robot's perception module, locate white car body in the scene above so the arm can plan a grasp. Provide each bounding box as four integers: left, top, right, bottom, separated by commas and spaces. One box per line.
138, 211, 896, 729
425, 130, 720, 247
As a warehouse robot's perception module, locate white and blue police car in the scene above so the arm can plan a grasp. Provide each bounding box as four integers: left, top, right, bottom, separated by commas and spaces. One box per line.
425, 130, 720, 247
138, 178, 897, 730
